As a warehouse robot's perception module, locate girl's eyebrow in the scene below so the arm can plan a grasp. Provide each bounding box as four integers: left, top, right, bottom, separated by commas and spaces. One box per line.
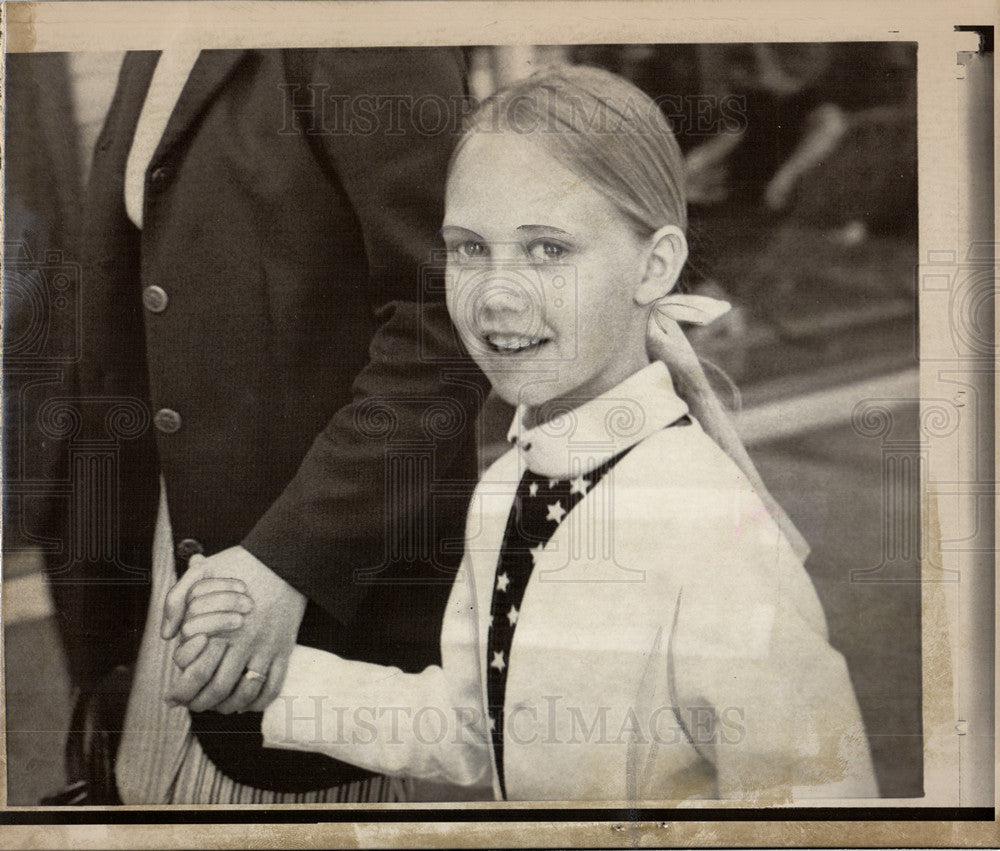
439, 224, 571, 241
516, 225, 571, 236
439, 225, 484, 240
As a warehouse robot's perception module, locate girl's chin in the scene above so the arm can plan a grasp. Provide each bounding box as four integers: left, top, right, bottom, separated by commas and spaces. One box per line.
487, 379, 560, 411
487, 377, 587, 414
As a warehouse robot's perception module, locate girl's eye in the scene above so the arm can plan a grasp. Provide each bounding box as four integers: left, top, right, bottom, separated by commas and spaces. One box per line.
452, 241, 489, 262
527, 240, 568, 263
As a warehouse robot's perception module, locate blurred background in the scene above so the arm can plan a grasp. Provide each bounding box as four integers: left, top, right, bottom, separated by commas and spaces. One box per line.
4, 43, 920, 804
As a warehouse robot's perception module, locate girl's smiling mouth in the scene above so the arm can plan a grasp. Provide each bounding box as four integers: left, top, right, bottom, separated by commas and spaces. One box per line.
484, 332, 551, 353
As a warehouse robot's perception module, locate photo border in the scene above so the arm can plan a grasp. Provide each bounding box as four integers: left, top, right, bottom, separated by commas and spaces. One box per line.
1, 0, 996, 847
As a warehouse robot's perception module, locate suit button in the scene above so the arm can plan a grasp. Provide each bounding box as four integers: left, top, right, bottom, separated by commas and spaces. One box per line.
176, 538, 204, 560
150, 166, 169, 188
142, 285, 168, 313
154, 408, 182, 434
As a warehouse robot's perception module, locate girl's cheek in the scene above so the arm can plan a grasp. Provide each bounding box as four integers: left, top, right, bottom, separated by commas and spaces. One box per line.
542, 267, 573, 309
543, 284, 573, 325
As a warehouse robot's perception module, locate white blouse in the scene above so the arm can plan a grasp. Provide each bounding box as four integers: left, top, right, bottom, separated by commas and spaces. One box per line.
261, 362, 878, 802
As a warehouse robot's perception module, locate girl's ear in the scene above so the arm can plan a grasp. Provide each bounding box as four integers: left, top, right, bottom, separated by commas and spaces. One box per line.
634, 225, 689, 306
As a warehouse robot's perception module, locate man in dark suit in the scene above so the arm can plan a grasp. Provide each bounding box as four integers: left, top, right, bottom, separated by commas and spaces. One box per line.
70, 47, 487, 801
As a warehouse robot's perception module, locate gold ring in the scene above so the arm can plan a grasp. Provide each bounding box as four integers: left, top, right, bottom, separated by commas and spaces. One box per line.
243, 669, 267, 684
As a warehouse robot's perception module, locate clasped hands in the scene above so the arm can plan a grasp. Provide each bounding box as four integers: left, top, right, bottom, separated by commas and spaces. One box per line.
160, 546, 305, 714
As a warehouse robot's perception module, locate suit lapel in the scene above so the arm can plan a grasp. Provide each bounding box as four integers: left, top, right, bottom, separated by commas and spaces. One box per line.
150, 49, 249, 166
99, 51, 161, 161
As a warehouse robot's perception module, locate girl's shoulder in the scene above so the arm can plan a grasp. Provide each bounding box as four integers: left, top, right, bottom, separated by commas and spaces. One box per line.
613, 419, 808, 585
617, 416, 756, 496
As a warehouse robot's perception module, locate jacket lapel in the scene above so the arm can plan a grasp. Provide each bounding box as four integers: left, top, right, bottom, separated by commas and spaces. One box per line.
150, 49, 249, 166
96, 51, 160, 166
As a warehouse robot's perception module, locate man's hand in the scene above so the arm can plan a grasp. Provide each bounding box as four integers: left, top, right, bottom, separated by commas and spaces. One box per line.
161, 546, 307, 714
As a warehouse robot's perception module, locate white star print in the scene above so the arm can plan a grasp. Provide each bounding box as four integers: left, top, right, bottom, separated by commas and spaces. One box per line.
496, 572, 510, 593
546, 501, 567, 523
528, 481, 539, 497
569, 475, 591, 496
491, 651, 506, 672
507, 605, 519, 626
530, 543, 545, 566
548, 478, 558, 489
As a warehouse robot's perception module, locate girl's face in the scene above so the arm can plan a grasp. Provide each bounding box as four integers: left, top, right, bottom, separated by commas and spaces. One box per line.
443, 131, 653, 415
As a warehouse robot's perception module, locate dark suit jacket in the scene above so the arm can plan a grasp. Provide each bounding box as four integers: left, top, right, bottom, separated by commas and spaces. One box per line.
4, 53, 82, 555
74, 48, 488, 791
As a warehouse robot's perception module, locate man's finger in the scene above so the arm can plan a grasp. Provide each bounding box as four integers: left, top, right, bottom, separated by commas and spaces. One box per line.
184, 591, 254, 619
173, 633, 209, 670
167, 636, 228, 705
161, 556, 207, 639
187, 578, 249, 599
247, 653, 288, 713
187, 640, 252, 713
213, 657, 271, 715
180, 611, 247, 640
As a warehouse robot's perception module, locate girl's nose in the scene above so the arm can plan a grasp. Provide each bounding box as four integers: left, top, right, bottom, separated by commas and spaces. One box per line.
449, 263, 543, 334
479, 278, 533, 318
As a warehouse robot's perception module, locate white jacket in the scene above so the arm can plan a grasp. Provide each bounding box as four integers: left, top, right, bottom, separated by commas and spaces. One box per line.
262, 362, 878, 802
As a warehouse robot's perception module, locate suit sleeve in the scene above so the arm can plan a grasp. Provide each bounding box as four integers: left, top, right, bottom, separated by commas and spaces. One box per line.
666, 487, 879, 801
242, 48, 489, 622
261, 556, 492, 787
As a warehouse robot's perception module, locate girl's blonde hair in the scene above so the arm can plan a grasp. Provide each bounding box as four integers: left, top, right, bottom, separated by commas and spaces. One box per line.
453, 64, 687, 236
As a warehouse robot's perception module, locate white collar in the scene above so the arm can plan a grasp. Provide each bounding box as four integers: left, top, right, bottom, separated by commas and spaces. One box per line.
505, 361, 689, 478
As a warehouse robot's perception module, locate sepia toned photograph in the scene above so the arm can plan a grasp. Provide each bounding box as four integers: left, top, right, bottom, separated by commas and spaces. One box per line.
1, 1, 994, 848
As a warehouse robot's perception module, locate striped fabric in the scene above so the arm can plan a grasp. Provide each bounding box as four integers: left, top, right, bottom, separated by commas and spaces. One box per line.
167, 736, 402, 804
116, 482, 403, 804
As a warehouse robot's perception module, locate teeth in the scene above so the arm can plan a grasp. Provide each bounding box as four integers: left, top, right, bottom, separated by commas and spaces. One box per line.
487, 334, 544, 351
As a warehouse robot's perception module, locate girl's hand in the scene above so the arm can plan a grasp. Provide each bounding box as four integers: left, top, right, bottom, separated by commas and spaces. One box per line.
173, 576, 255, 639
174, 632, 211, 671
170, 577, 255, 672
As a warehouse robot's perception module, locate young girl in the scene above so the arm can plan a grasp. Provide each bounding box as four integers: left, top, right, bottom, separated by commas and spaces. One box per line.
174, 65, 876, 802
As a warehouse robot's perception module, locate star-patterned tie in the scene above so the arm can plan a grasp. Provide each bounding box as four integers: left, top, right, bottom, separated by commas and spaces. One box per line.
485, 443, 637, 798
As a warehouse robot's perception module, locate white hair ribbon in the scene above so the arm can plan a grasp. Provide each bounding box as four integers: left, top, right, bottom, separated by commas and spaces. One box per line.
652, 294, 732, 326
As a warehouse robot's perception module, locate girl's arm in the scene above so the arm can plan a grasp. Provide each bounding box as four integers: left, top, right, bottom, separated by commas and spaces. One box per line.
261, 645, 490, 787
177, 565, 493, 789
665, 506, 878, 800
